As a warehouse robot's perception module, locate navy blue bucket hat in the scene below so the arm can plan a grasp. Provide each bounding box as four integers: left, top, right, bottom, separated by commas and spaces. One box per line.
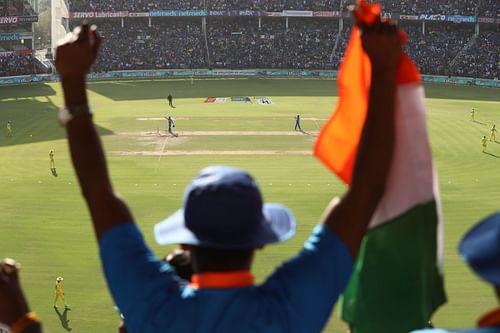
459, 212, 500, 286
154, 166, 296, 249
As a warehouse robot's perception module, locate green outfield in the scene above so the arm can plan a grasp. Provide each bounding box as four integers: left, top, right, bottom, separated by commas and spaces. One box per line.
0, 78, 499, 333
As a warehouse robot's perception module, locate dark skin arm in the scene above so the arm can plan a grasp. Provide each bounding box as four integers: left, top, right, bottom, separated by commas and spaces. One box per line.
322, 20, 401, 258
0, 259, 43, 332
56, 25, 133, 240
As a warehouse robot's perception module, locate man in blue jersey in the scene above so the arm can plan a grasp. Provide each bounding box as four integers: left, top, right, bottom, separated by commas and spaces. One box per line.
165, 116, 175, 134
55, 19, 400, 333
294, 114, 302, 131
412, 214, 500, 333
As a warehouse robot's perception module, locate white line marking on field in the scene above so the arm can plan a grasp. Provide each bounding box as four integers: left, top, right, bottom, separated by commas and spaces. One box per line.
312, 119, 322, 131
156, 136, 169, 173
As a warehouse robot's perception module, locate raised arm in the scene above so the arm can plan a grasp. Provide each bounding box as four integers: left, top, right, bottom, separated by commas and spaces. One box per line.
0, 259, 43, 333
56, 25, 133, 240
322, 20, 402, 258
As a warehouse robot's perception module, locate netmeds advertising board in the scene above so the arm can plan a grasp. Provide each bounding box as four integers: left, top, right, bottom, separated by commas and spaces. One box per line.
149, 10, 208, 17
0, 33, 20, 41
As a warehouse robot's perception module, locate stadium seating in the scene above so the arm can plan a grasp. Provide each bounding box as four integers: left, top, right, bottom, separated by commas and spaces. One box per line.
1, 0, 499, 79
207, 18, 338, 69
0, 54, 46, 76
0, 0, 36, 16
74, 18, 497, 79
65, 0, 500, 15
91, 19, 206, 72
66, 0, 341, 12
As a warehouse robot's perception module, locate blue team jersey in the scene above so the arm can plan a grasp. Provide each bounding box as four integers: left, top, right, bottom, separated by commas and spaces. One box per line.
100, 223, 353, 333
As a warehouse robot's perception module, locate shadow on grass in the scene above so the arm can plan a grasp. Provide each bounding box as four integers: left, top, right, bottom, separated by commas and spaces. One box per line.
54, 307, 72, 332
85, 78, 340, 101
424, 83, 500, 102
82, 79, 500, 102
0, 83, 56, 99
484, 152, 500, 158
297, 129, 319, 137
0, 97, 113, 148
472, 120, 488, 125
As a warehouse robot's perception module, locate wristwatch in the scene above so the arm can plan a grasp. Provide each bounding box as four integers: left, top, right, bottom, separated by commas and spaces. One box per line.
0, 323, 11, 333
59, 104, 92, 125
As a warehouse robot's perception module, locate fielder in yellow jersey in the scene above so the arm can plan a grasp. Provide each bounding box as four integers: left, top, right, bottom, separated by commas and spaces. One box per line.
490, 125, 497, 142
49, 149, 58, 177
482, 136, 488, 152
54, 276, 70, 309
6, 121, 12, 137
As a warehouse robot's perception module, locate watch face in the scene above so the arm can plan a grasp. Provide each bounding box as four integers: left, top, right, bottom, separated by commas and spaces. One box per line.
0, 324, 11, 333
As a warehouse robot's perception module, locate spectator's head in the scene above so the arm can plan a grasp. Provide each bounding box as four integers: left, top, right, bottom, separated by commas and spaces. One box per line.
459, 212, 500, 302
154, 166, 296, 273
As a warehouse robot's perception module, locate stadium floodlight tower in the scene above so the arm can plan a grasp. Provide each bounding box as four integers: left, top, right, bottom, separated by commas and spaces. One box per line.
51, 0, 69, 56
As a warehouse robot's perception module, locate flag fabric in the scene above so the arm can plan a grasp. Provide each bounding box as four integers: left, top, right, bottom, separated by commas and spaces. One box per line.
314, 1, 447, 332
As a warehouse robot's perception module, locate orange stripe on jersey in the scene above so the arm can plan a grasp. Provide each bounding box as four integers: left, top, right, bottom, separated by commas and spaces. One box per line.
189, 271, 255, 289
478, 307, 500, 327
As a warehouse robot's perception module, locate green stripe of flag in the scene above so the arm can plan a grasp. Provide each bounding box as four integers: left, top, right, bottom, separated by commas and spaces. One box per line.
342, 200, 447, 333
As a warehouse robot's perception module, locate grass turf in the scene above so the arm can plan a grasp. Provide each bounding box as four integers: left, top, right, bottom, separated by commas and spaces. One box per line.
0, 78, 499, 333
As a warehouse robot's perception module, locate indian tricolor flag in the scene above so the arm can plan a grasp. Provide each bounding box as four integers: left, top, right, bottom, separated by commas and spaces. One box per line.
314, 2, 447, 332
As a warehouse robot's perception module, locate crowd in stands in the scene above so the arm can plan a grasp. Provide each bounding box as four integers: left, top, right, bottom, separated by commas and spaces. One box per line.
207, 18, 337, 69
66, 0, 500, 16
66, 0, 341, 12
0, 0, 36, 16
402, 23, 474, 76
477, 0, 500, 18
86, 19, 497, 79
3, 18, 498, 79
2, 18, 500, 333
87, 19, 206, 72
377, 0, 478, 15
0, 54, 46, 76
451, 31, 500, 79
1, 0, 499, 79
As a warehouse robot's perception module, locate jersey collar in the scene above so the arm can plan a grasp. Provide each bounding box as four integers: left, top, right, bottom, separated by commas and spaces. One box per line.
189, 271, 255, 289
478, 307, 500, 327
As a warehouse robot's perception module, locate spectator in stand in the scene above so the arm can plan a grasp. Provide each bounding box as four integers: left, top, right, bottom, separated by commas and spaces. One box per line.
0, 53, 46, 77
401, 22, 474, 76
451, 31, 500, 80
66, 0, 491, 14
55, 20, 400, 333
478, 0, 500, 18
412, 213, 500, 333
0, 0, 36, 16
66, 0, 340, 12
373, 0, 478, 15
77, 19, 207, 72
